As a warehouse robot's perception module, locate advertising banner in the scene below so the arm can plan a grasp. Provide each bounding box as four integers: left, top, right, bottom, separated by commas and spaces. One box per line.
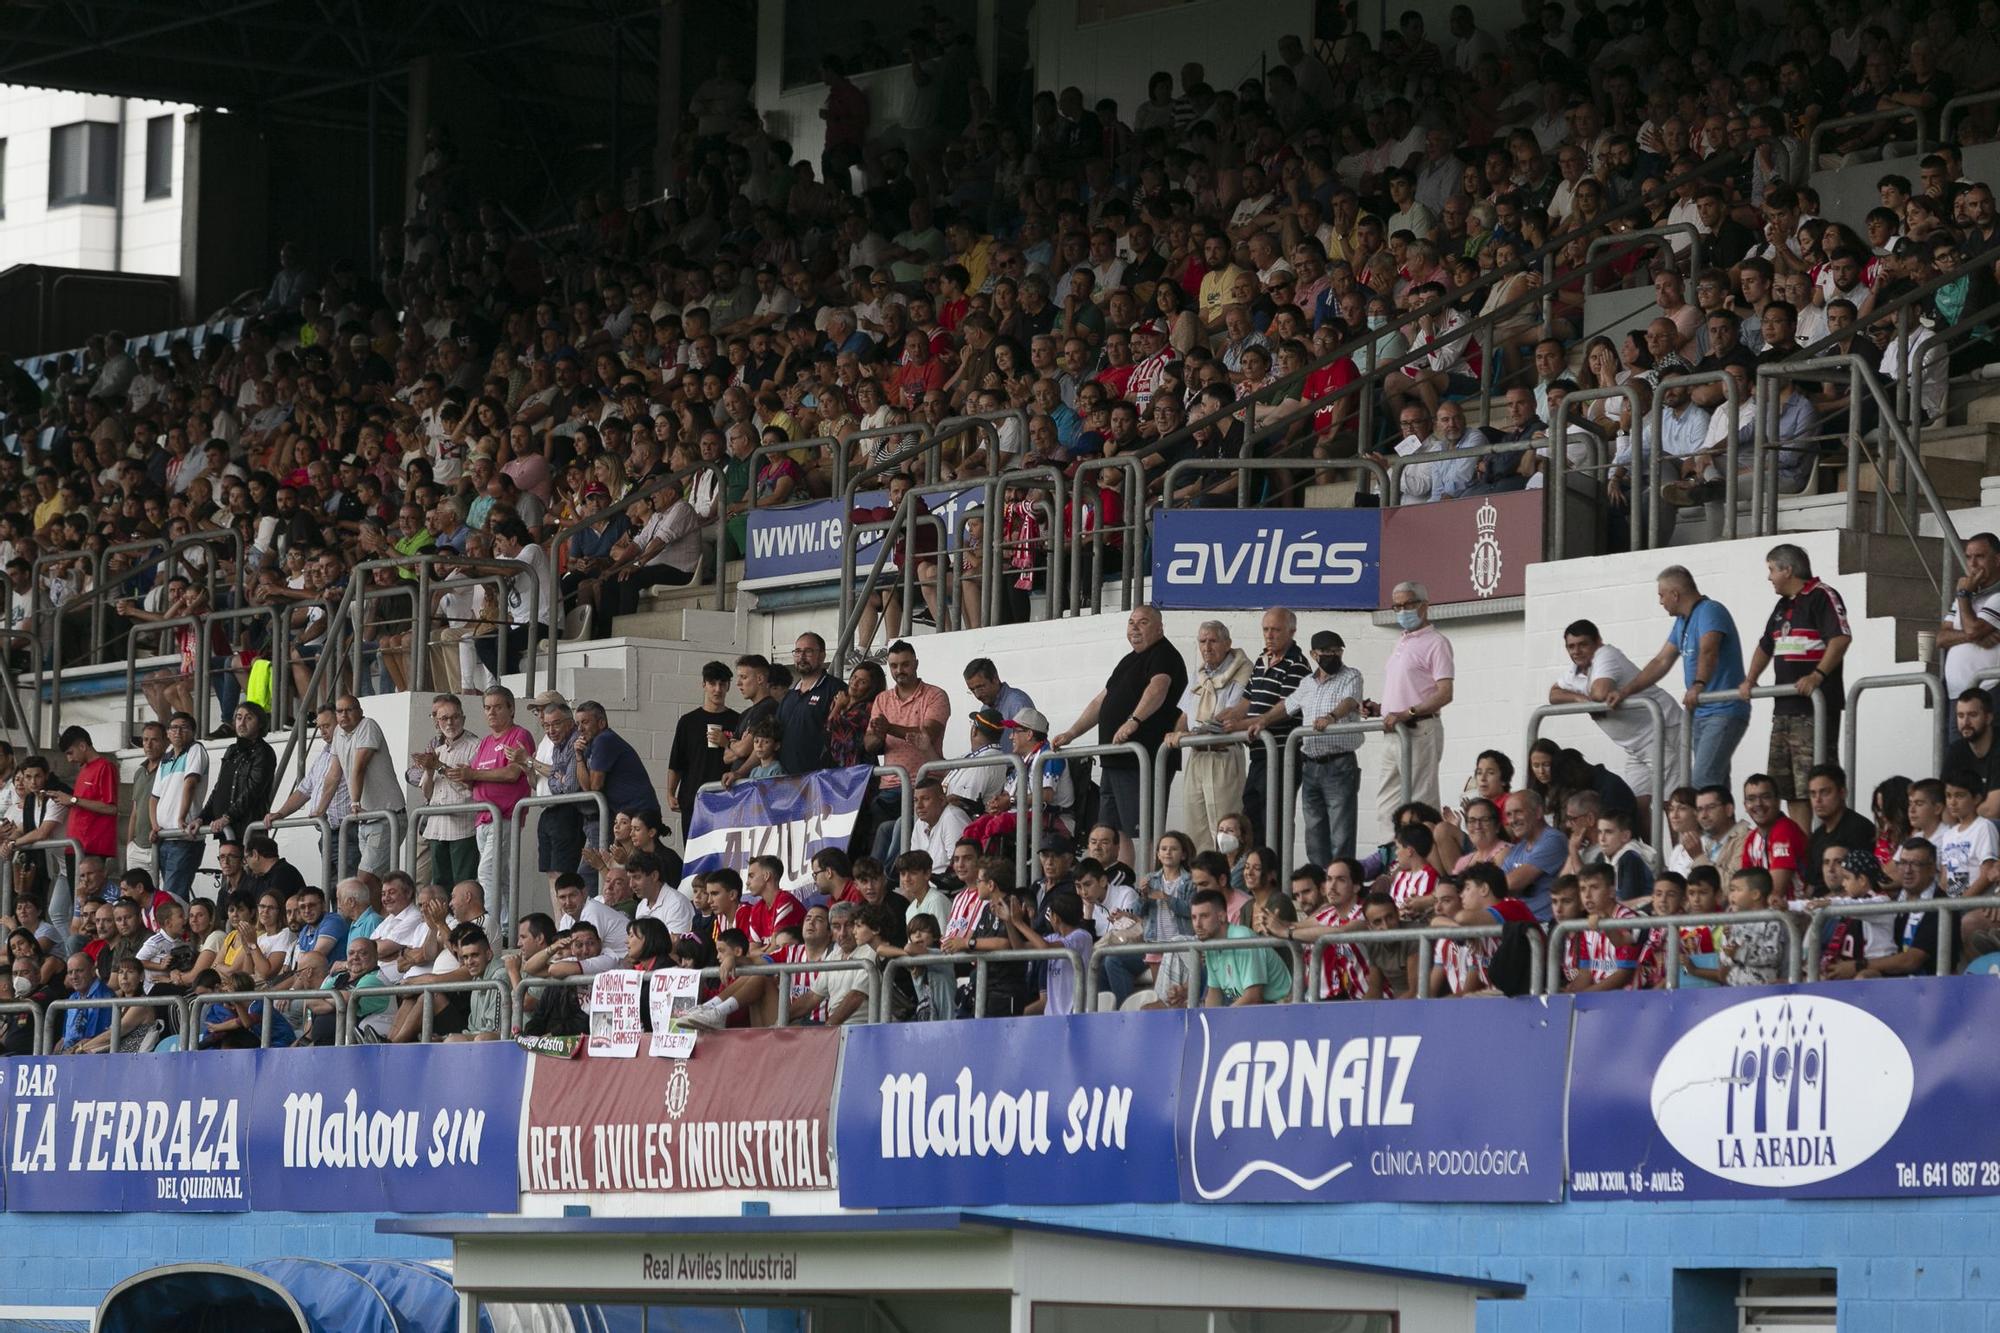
743, 488, 982, 589
1149, 508, 1381, 611
680, 764, 871, 896
1568, 980, 2000, 1200
1, 1044, 524, 1213
1378, 489, 1542, 605
522, 1028, 838, 1194
242, 1044, 524, 1212
835, 1011, 1183, 1207
1176, 998, 1569, 1203
588, 970, 647, 1058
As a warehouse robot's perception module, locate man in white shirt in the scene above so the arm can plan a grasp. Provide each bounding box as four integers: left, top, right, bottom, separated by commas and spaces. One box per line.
629, 850, 694, 933
479, 517, 558, 680
1548, 620, 1683, 824
943, 710, 1012, 816
149, 712, 210, 900
908, 779, 971, 868
553, 872, 629, 956
1940, 534, 2000, 722
370, 872, 430, 984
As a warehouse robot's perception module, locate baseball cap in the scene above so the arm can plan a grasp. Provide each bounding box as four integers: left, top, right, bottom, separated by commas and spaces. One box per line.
527, 689, 569, 711
1039, 833, 1074, 854
1002, 707, 1052, 734
969, 706, 1006, 732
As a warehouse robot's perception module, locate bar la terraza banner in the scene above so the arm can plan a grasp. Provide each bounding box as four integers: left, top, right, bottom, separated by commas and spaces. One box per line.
1568, 979, 2000, 1200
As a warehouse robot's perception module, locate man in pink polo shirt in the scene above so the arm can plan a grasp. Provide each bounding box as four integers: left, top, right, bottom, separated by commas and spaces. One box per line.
866, 639, 950, 863
452, 684, 533, 913
1374, 580, 1455, 829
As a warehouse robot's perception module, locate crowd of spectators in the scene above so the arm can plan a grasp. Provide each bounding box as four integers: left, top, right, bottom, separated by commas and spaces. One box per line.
7, 3, 2000, 1044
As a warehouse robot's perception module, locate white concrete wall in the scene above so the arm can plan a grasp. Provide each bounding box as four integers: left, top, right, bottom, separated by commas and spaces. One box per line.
0, 86, 188, 276
1027, 0, 1312, 120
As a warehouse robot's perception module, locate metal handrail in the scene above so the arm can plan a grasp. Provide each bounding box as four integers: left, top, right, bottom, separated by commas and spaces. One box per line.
3, 836, 82, 921
1545, 908, 1804, 993
201, 602, 289, 729
0, 997, 45, 1054
1806, 105, 1924, 166
366, 562, 508, 695
1086, 935, 1307, 1009
506, 791, 611, 933
913, 752, 1031, 887
1645, 370, 1742, 545
1067, 455, 1144, 615
43, 992, 191, 1055
207, 986, 354, 1047
512, 973, 592, 1033
1678, 685, 1828, 787
1843, 671, 1945, 795
1161, 455, 1388, 510
1582, 224, 1702, 295
339, 977, 509, 1044
1548, 385, 1633, 559
836, 472, 998, 672
122, 612, 214, 740
88, 526, 244, 660
1942, 90, 2000, 145
707, 957, 881, 1028
1158, 729, 1280, 865
244, 814, 336, 900
406, 800, 505, 877
877, 945, 1083, 1021
1035, 740, 1150, 872
1804, 893, 2000, 978
0, 627, 44, 750
1526, 697, 1673, 850
1306, 921, 1546, 999
970, 463, 1067, 630
1280, 722, 1410, 877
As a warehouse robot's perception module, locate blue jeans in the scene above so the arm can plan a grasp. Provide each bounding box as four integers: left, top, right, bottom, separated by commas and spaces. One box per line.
158, 836, 202, 901
868, 789, 904, 865
1690, 710, 1751, 792
1298, 751, 1360, 868
1099, 949, 1150, 1006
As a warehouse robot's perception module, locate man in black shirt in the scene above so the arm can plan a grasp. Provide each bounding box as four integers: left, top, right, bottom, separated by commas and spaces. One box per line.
1945, 689, 2000, 819
665, 661, 740, 844
1859, 838, 1943, 978
1802, 762, 1877, 893
776, 632, 837, 775
240, 834, 307, 904
1053, 604, 1188, 870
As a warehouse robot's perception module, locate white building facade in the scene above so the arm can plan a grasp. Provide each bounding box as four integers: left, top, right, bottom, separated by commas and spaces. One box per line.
0, 85, 192, 275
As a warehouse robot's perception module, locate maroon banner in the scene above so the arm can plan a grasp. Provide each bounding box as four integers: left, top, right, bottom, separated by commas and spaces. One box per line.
521, 1027, 837, 1193
1379, 489, 1543, 605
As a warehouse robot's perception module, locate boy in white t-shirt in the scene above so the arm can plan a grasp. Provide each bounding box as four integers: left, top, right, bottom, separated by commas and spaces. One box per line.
1936, 772, 1999, 898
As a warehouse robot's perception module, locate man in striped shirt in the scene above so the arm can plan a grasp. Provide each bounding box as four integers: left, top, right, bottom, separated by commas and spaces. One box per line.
1566, 863, 1639, 991
1268, 857, 1369, 998
1249, 629, 1365, 864
1225, 608, 1310, 847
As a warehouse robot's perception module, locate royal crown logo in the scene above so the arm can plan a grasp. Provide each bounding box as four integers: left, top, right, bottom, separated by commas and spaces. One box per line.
1468, 498, 1503, 598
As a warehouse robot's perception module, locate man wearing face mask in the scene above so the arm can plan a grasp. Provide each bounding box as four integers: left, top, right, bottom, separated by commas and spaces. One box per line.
1372, 582, 1454, 830
1248, 631, 1366, 865
1165, 621, 1253, 854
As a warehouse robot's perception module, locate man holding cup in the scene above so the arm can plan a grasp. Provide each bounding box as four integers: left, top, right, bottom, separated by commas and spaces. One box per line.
667, 661, 741, 844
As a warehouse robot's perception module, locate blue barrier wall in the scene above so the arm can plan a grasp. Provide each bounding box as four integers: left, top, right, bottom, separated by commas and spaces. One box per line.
979, 1197, 2000, 1333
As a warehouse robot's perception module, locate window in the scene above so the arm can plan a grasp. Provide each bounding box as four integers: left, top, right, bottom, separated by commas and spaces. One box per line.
48, 121, 118, 207
1738, 1270, 1836, 1331
144, 115, 174, 199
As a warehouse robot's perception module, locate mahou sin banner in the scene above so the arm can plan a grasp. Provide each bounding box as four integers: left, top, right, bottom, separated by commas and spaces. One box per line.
522, 1027, 838, 1194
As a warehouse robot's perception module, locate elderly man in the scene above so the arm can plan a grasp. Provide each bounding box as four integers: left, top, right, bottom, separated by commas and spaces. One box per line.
1054, 606, 1188, 870
1224, 608, 1311, 848
407, 693, 481, 888
943, 707, 1012, 816
1167, 620, 1253, 853
317, 695, 404, 878
1500, 790, 1569, 920
1740, 543, 1852, 826
1549, 618, 1684, 829
1375, 581, 1454, 828
1398, 399, 1484, 504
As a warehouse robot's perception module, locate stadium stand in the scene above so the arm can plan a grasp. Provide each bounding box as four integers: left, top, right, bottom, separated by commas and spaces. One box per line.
8, 0, 2000, 1051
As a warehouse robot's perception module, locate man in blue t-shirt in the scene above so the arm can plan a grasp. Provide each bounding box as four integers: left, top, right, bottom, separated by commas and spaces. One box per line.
575, 700, 663, 822
1614, 566, 1750, 792
293, 884, 350, 965
54, 953, 112, 1052
1500, 790, 1570, 921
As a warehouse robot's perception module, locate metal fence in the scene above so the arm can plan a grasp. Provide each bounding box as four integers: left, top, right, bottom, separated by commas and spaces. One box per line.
505, 791, 611, 933
1804, 893, 2000, 979
878, 946, 1083, 1022
1546, 908, 1805, 993
1527, 697, 1673, 849
1308, 922, 1545, 1000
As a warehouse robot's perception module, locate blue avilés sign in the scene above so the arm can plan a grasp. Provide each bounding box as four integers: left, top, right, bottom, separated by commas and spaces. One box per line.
1178, 1000, 1568, 1203
837, 1011, 1183, 1207
1150, 508, 1382, 611
835, 1001, 1568, 1207
1569, 979, 2000, 1201
743, 488, 982, 588
1, 1044, 523, 1213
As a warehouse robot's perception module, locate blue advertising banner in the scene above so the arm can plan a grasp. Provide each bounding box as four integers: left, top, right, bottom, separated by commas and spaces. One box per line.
680, 764, 872, 896
4, 1050, 255, 1212
743, 488, 982, 588
1149, 508, 1381, 610
836, 1011, 1183, 1207
243, 1043, 524, 1212
1568, 980, 2000, 1200
1177, 998, 1569, 1203
1, 1045, 524, 1213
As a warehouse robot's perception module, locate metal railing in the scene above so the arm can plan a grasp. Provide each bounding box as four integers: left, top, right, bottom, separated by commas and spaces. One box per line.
506, 791, 611, 932
1545, 908, 1805, 993
244, 987, 349, 1047
42, 992, 191, 1055
878, 945, 1083, 1021
1582, 225, 1702, 295
1941, 89, 2000, 145
1844, 671, 1945, 796
1086, 935, 1306, 1009
244, 815, 337, 900
1807, 105, 1925, 166
1066, 455, 1144, 616
912, 753, 1030, 887
1158, 729, 1280, 861
1546, 386, 1631, 559
1681, 685, 1827, 784
513, 973, 592, 1034
0, 628, 44, 750
1307, 922, 1546, 999
1034, 741, 1150, 869
1280, 723, 1409, 877
406, 800, 505, 878
1804, 893, 2000, 978
342, 978, 510, 1044
1645, 369, 1742, 545
0, 997, 43, 1051
709, 957, 880, 1028
1527, 697, 1673, 850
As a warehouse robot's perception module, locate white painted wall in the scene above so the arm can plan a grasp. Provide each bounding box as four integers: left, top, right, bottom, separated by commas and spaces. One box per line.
0, 86, 189, 276
1026, 0, 1312, 121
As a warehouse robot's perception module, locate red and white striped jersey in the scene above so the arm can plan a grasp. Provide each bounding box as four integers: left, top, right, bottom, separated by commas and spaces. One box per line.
1312, 903, 1366, 999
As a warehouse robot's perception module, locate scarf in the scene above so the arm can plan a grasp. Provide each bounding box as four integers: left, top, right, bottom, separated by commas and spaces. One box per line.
1190, 647, 1253, 724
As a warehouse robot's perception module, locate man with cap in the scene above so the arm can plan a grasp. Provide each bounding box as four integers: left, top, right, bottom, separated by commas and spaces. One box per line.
945, 707, 1012, 816
1166, 620, 1254, 854
1031, 834, 1077, 919
1249, 628, 1366, 865
965, 708, 1076, 848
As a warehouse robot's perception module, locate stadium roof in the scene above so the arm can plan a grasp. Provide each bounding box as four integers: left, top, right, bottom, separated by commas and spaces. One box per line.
0, 0, 663, 126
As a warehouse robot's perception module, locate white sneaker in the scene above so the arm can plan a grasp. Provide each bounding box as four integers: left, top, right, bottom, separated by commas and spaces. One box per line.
679, 1002, 727, 1031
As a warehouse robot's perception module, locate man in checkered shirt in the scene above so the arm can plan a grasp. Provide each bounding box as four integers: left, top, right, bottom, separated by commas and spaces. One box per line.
1248, 628, 1365, 865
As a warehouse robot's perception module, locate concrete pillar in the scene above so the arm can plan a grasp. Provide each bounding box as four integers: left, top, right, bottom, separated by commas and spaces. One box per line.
178, 110, 269, 320
655, 0, 685, 191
